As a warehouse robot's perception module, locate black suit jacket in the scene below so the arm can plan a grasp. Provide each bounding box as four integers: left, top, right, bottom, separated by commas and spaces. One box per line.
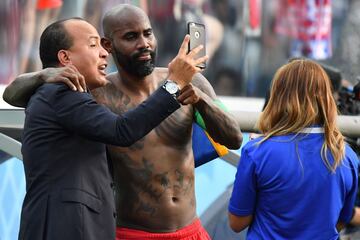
19, 83, 179, 240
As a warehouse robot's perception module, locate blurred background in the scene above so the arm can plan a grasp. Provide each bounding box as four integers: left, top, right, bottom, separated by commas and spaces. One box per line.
2, 0, 360, 98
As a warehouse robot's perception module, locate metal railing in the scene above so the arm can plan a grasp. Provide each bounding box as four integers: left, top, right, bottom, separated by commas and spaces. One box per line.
1, 109, 360, 166
232, 111, 360, 138
0, 133, 22, 160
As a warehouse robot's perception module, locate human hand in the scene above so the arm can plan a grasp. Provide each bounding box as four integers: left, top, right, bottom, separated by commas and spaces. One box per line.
177, 84, 201, 105
40, 65, 86, 92
167, 35, 209, 89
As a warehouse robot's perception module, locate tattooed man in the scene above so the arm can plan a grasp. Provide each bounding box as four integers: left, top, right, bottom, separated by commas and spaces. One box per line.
97, 5, 242, 239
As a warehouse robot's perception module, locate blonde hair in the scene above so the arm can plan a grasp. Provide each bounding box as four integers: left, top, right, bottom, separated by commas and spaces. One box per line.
258, 59, 345, 172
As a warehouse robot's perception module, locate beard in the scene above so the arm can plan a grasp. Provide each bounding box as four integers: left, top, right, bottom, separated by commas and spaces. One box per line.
113, 47, 156, 77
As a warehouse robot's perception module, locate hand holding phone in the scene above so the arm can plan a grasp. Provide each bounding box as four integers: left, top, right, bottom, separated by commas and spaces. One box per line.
167, 35, 208, 89
187, 22, 206, 69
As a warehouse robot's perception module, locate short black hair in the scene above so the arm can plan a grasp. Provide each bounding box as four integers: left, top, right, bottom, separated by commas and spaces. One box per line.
39, 17, 84, 69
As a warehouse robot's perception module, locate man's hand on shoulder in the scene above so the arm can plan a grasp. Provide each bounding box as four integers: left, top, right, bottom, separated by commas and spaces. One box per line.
3, 65, 87, 108
41, 65, 86, 92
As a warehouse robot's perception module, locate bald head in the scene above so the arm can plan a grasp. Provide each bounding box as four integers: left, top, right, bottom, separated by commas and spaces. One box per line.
103, 4, 150, 38
101, 4, 157, 77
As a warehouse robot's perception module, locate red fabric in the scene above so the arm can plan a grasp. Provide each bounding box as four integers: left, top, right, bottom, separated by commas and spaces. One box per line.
249, 0, 261, 29
274, 0, 332, 59
37, 0, 63, 10
116, 219, 211, 240
275, 0, 332, 40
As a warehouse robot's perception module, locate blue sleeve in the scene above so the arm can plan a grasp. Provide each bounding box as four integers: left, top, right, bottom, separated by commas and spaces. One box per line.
228, 144, 257, 216
339, 147, 359, 223
51, 85, 180, 146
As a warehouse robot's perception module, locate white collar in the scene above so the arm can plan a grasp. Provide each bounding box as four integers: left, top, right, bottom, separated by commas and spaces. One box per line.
298, 127, 324, 134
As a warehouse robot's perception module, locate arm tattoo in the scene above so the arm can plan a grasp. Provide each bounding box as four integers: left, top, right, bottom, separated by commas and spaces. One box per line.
191, 74, 242, 149
192, 74, 216, 99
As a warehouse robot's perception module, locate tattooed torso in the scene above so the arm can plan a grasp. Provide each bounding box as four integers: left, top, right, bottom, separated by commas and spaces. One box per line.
92, 68, 201, 232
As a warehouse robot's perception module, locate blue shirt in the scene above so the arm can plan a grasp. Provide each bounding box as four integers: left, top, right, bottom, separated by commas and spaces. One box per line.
229, 131, 358, 240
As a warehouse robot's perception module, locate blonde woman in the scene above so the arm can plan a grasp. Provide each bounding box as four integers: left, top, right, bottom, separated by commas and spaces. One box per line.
228, 59, 359, 239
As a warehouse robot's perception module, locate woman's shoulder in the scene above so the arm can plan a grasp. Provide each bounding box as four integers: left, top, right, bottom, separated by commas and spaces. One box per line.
244, 134, 289, 148
242, 136, 269, 155
344, 144, 359, 164
242, 134, 298, 159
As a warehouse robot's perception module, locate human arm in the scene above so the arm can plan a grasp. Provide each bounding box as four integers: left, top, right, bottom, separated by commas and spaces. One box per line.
338, 206, 360, 231
228, 145, 256, 232
337, 150, 359, 230
3, 65, 86, 107
53, 35, 205, 145
178, 74, 242, 149
350, 207, 360, 225
228, 213, 253, 233
51, 84, 180, 146
337, 207, 360, 232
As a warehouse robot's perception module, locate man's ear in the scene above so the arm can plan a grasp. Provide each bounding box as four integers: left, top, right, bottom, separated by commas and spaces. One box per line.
101, 37, 112, 53
58, 50, 71, 65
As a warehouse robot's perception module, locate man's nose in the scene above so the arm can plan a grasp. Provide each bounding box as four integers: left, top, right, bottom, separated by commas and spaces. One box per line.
137, 35, 150, 49
100, 46, 109, 58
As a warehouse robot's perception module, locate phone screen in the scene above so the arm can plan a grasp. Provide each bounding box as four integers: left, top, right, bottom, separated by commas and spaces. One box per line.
187, 22, 206, 69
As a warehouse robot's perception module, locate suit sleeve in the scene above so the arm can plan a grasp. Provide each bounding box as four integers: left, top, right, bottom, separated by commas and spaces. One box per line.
51, 85, 180, 146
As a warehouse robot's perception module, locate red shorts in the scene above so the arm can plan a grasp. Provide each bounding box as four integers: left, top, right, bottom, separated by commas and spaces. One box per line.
116, 219, 211, 240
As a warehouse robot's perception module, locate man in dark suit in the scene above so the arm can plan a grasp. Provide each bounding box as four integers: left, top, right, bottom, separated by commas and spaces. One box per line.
16, 18, 207, 240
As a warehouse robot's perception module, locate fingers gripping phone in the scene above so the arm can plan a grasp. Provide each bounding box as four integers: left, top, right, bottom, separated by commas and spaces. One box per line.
187, 22, 206, 69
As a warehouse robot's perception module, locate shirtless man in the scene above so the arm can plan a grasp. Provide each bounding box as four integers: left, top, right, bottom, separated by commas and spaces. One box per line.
100, 5, 241, 238
4, 4, 242, 239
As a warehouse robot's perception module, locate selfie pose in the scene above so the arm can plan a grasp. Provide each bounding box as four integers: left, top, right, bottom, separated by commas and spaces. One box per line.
4, 4, 242, 240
